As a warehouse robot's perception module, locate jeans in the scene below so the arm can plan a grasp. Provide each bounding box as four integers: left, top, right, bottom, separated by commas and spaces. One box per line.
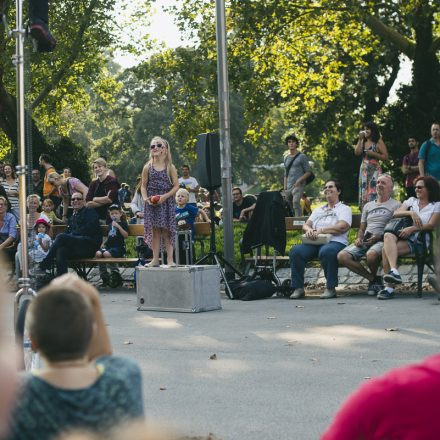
288, 183, 305, 217
289, 241, 345, 289
40, 233, 97, 276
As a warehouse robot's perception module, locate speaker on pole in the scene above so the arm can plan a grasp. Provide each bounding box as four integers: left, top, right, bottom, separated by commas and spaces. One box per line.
195, 133, 221, 190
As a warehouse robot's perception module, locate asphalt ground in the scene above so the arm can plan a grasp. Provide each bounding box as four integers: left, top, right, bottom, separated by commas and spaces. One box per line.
89, 287, 440, 440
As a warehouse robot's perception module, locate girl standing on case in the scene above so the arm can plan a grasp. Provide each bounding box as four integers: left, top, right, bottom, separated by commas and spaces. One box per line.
141, 136, 179, 267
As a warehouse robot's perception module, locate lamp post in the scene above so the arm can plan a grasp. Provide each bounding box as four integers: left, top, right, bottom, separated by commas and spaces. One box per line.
215, 0, 234, 272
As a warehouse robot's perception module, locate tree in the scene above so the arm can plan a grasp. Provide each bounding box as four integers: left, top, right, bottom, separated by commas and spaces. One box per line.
0, 0, 148, 169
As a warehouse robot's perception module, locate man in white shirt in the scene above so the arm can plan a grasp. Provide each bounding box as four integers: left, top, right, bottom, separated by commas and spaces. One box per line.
178, 165, 199, 206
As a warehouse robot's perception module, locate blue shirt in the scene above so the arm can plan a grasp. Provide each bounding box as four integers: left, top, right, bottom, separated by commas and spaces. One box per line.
7, 356, 144, 440
176, 203, 198, 236
419, 139, 440, 180
0, 212, 17, 239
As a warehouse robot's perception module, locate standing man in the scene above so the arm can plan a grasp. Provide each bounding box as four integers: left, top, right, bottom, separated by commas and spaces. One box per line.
178, 165, 200, 207
337, 174, 400, 296
39, 192, 101, 276
86, 158, 119, 222
39, 154, 61, 209
283, 134, 312, 216
401, 137, 419, 198
419, 122, 440, 181
232, 187, 256, 222
31, 169, 43, 198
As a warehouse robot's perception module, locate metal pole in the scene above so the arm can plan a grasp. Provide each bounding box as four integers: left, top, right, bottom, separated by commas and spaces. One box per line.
215, 0, 234, 273
13, 0, 35, 308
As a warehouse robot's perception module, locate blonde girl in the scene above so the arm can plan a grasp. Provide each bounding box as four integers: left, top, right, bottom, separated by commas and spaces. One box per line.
141, 136, 179, 267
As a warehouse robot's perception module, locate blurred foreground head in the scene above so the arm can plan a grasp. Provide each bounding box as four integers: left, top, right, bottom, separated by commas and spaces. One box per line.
59, 422, 221, 440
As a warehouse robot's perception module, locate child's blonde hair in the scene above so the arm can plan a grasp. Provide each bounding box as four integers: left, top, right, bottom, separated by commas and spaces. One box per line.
145, 136, 173, 182
42, 198, 54, 209
176, 188, 189, 202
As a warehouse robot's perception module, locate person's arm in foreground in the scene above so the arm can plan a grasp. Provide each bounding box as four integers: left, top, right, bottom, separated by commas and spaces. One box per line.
50, 274, 112, 360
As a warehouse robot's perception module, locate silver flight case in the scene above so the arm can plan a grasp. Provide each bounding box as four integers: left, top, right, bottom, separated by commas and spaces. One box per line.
136, 265, 221, 313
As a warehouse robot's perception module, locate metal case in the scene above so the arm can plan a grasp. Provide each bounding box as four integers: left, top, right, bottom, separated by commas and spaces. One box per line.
136, 265, 221, 313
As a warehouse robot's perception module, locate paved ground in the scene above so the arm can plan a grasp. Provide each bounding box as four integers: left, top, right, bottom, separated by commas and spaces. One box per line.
6, 284, 440, 439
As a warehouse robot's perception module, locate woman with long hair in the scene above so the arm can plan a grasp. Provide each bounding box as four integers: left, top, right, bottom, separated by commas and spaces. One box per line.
1, 164, 20, 220
354, 121, 389, 210
140, 136, 179, 267
378, 176, 440, 299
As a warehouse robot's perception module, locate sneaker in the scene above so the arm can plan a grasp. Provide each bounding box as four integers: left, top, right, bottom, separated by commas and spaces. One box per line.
427, 275, 440, 293
383, 270, 402, 285
290, 288, 305, 299
367, 277, 383, 296
29, 19, 56, 52
377, 289, 394, 300
320, 288, 336, 299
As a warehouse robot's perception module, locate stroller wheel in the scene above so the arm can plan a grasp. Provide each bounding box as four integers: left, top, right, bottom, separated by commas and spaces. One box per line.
108, 271, 122, 288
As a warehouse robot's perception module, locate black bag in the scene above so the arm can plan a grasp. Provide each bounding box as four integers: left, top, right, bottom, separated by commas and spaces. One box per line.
305, 172, 315, 185
229, 276, 276, 301
383, 217, 413, 237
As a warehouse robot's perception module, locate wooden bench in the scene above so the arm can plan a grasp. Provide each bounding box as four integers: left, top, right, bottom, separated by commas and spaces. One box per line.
50, 222, 212, 282
244, 214, 435, 296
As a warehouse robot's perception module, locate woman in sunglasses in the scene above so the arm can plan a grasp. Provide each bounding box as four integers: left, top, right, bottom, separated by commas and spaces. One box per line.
289, 179, 352, 299
378, 176, 440, 299
141, 137, 179, 267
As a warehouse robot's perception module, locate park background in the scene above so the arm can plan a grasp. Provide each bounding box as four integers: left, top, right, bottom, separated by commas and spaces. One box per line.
0, 0, 439, 204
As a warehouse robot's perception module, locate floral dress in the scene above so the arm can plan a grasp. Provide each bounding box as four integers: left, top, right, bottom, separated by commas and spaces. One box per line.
359, 143, 382, 211
143, 166, 176, 250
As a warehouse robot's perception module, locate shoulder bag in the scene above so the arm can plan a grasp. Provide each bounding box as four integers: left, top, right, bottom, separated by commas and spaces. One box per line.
383, 216, 413, 237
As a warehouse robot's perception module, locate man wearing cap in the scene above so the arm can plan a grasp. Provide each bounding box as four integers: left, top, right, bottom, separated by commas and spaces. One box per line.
39, 192, 101, 277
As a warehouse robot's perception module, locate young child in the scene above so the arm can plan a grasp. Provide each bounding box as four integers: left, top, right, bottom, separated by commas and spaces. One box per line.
175, 188, 200, 236
39, 198, 64, 224
141, 136, 179, 267
96, 204, 129, 259
30, 218, 52, 266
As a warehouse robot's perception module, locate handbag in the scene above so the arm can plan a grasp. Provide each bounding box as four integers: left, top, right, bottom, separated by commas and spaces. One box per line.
383, 216, 413, 237
301, 233, 332, 245
305, 172, 315, 185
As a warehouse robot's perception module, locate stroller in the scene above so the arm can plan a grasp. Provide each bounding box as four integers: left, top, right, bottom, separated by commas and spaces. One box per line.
240, 191, 291, 296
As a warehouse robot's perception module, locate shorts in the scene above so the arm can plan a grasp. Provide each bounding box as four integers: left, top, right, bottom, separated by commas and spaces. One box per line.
343, 241, 384, 261
405, 234, 424, 255
100, 247, 125, 258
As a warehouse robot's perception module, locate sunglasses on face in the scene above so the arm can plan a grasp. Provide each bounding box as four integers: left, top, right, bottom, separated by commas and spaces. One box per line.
323, 185, 335, 190
150, 143, 163, 149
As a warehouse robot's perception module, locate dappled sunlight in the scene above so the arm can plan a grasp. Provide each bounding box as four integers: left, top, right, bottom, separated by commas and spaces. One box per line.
191, 358, 252, 379
134, 315, 183, 329
255, 325, 400, 349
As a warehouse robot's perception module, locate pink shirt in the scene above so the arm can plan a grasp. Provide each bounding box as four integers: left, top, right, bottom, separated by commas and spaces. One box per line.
322, 354, 440, 440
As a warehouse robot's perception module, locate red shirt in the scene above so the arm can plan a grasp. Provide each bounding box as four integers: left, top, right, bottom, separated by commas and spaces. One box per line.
402, 151, 419, 189
321, 354, 440, 440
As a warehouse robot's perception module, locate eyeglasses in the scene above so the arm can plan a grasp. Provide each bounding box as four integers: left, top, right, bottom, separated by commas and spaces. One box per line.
415, 186, 425, 190
323, 185, 335, 190
150, 143, 163, 149
71, 197, 83, 201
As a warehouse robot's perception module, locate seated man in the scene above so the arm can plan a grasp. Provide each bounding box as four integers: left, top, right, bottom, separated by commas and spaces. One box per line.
40, 192, 101, 276
232, 187, 256, 222
7, 274, 144, 440
337, 174, 400, 296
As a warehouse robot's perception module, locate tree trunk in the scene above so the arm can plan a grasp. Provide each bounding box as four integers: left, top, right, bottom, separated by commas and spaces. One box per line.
411, 4, 440, 132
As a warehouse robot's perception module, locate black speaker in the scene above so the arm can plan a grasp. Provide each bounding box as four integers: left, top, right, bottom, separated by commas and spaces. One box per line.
195, 132, 221, 190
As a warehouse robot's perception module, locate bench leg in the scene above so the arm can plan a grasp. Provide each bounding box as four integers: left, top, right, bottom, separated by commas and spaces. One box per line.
416, 257, 425, 298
